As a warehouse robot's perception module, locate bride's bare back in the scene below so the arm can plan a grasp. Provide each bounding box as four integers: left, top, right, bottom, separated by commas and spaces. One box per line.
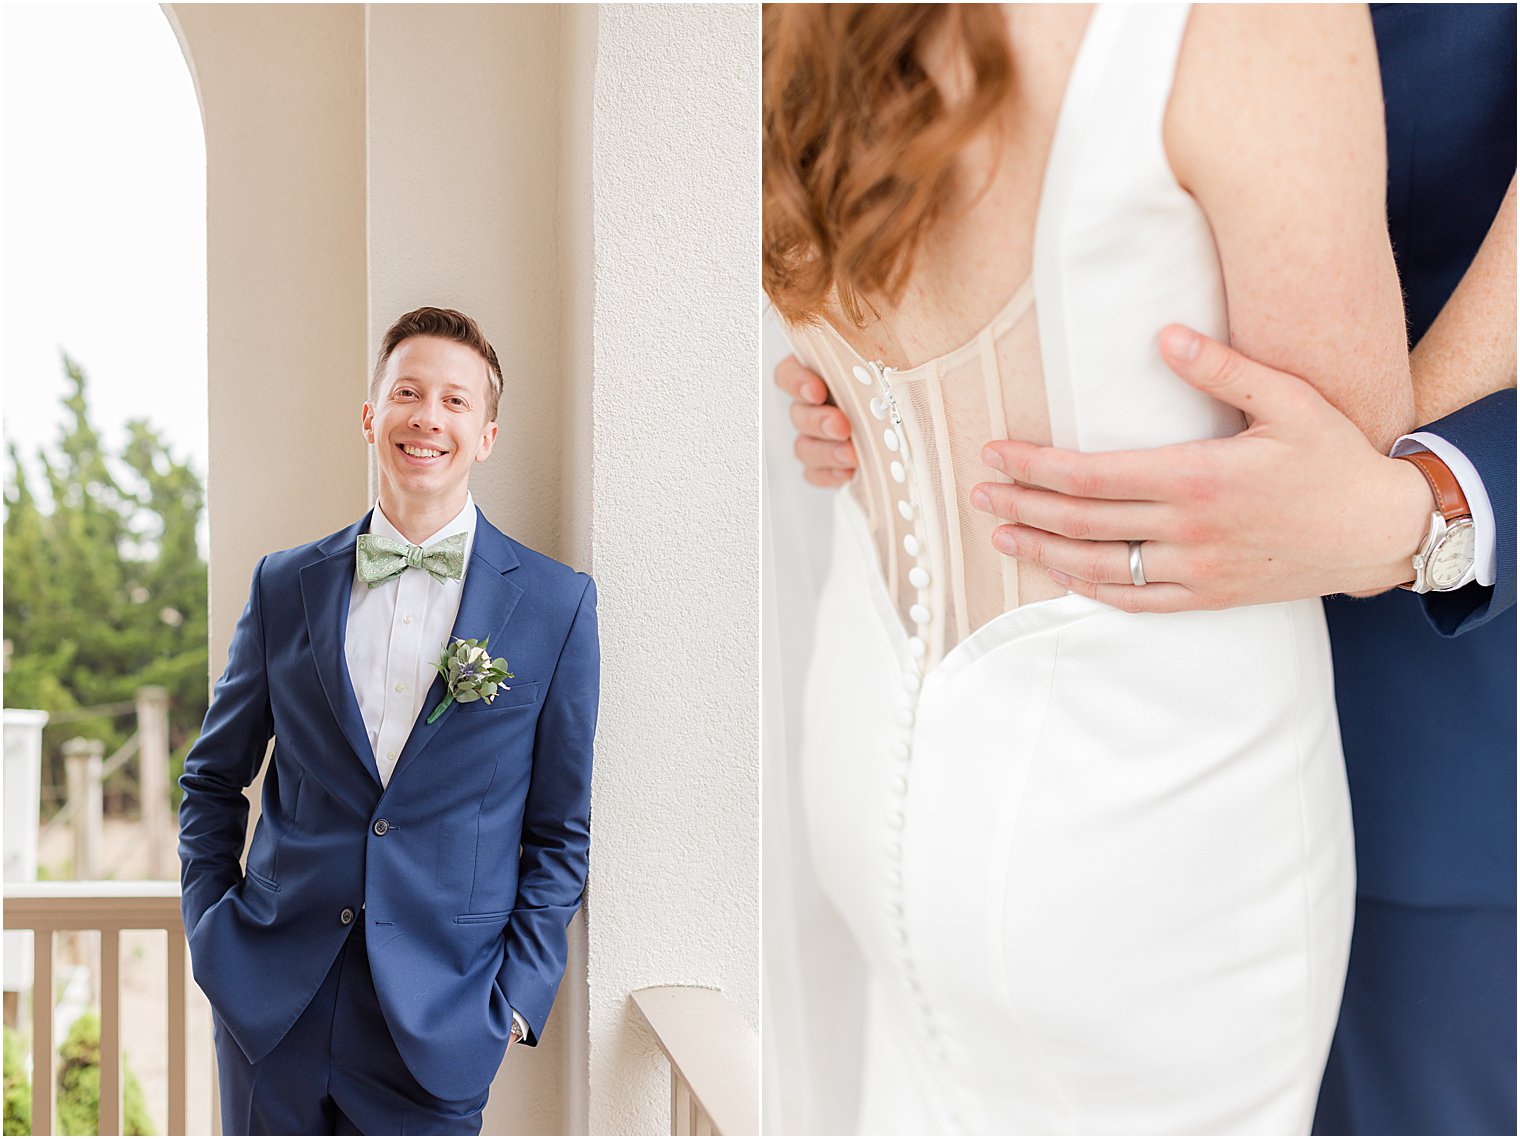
830, 4, 1091, 370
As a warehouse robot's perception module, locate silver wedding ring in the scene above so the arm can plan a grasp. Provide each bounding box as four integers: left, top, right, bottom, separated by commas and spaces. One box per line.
1128, 541, 1148, 587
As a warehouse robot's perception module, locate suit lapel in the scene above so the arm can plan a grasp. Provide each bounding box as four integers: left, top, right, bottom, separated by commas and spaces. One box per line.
386, 507, 524, 788
299, 510, 385, 788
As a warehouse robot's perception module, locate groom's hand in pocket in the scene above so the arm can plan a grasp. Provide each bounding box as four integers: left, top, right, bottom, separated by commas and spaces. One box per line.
776, 354, 857, 487
969, 326, 1433, 614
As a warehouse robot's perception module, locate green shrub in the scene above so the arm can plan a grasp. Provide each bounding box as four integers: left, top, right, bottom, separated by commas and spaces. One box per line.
4, 1015, 160, 1131
3, 1010, 159, 1136
54, 1012, 155, 1136
3, 1025, 30, 1136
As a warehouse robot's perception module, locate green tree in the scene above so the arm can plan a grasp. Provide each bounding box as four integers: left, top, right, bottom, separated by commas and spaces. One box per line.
3, 353, 208, 824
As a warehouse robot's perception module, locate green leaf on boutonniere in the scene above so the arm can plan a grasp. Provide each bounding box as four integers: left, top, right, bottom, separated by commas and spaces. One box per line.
426, 634, 515, 723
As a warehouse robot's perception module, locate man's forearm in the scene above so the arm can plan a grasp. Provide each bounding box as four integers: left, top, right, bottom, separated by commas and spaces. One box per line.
1411, 175, 1517, 425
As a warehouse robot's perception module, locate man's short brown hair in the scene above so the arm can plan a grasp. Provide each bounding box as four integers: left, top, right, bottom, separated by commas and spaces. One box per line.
371, 307, 503, 423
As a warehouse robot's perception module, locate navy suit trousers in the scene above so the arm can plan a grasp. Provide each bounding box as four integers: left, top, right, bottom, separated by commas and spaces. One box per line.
1314, 898, 1517, 1135
212, 919, 489, 1136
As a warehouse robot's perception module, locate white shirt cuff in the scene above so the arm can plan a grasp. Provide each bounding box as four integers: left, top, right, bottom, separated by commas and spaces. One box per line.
1391, 433, 1497, 587
511, 1009, 528, 1042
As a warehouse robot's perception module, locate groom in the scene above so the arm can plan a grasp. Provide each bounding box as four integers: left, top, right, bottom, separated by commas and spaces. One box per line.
178, 306, 599, 1134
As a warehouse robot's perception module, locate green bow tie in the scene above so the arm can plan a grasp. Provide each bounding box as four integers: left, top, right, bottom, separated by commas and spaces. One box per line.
356, 531, 467, 587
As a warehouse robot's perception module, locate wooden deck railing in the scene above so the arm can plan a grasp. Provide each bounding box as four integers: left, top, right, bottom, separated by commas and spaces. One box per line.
3, 881, 201, 1136
6, 892, 756, 1137
631, 985, 758, 1136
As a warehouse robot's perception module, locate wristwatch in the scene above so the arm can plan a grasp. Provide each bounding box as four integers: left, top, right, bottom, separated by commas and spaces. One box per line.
1396, 450, 1476, 593
510, 1019, 526, 1046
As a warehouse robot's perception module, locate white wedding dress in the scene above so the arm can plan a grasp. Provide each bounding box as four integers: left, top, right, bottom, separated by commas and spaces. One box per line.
776, 5, 1354, 1133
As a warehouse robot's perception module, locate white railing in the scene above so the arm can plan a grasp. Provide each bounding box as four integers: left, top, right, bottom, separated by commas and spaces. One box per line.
3, 881, 205, 1136
631, 985, 758, 1136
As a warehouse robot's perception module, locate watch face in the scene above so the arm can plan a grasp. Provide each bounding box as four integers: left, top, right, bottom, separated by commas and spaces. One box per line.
1429, 520, 1476, 589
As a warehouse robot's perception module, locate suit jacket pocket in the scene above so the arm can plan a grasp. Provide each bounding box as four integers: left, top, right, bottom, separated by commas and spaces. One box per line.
456, 683, 539, 711
245, 866, 280, 892
455, 909, 514, 925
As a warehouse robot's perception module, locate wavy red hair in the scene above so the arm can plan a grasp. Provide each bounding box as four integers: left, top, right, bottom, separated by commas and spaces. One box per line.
763, 4, 1013, 326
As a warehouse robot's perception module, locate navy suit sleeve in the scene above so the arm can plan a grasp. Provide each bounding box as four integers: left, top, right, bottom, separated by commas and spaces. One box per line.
497, 574, 599, 1044
177, 554, 275, 936
1416, 388, 1516, 635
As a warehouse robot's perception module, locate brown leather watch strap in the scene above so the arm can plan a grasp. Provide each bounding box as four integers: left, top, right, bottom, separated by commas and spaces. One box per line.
1397, 451, 1470, 523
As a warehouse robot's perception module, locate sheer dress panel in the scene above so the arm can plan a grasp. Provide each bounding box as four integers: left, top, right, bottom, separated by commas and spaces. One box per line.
785, 274, 1068, 675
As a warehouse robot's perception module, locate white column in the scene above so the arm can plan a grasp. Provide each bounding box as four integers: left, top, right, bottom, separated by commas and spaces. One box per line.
574, 6, 760, 1134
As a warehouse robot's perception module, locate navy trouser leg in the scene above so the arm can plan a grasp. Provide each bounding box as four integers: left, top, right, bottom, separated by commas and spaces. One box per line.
213, 922, 489, 1136
1313, 898, 1517, 1136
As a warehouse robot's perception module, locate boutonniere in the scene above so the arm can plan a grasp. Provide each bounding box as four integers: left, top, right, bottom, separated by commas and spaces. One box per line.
426, 636, 514, 723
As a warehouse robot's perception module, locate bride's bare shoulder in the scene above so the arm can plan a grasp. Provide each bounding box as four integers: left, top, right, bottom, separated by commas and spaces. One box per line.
1166, 3, 1382, 197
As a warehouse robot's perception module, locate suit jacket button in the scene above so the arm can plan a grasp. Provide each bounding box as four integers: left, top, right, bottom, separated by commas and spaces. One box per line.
373, 819, 389, 836
340, 907, 355, 925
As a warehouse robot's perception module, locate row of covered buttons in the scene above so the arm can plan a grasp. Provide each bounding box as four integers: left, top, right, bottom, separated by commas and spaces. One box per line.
854, 362, 931, 664
853, 363, 949, 1063
885, 650, 948, 1058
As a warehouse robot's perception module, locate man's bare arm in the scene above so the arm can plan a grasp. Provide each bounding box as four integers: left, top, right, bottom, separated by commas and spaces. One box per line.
1410, 175, 1516, 425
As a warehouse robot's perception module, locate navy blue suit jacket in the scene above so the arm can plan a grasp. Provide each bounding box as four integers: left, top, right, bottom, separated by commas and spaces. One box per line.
1323, 4, 1515, 908
178, 507, 599, 1101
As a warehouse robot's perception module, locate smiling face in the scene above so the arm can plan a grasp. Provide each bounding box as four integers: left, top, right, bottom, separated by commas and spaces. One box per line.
362, 335, 499, 518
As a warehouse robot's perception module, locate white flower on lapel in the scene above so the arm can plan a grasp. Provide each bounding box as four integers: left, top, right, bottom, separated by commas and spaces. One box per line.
426, 635, 514, 724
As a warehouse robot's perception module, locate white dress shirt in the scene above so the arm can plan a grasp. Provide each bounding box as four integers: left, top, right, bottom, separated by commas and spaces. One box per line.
1391, 434, 1498, 590
343, 491, 526, 1041
345, 492, 477, 788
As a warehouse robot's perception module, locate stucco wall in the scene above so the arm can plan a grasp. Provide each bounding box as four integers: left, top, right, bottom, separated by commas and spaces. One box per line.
579, 5, 760, 1134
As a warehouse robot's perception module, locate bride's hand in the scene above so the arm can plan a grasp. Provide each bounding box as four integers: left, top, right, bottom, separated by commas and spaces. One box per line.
776, 354, 857, 487
970, 326, 1435, 614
